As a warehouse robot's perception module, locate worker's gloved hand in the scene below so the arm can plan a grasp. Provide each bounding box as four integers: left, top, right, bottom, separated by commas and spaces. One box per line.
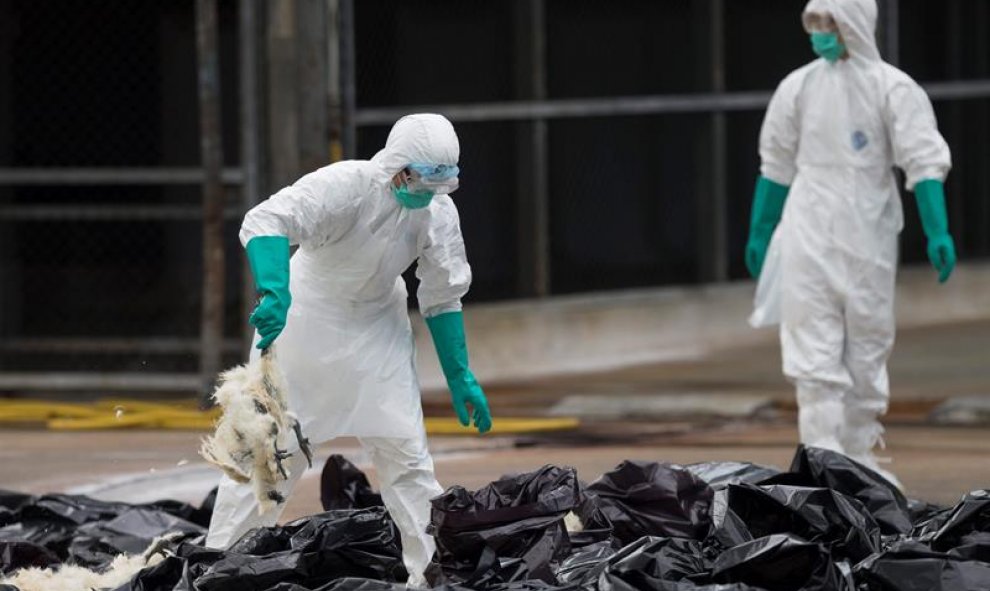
425, 311, 492, 434
246, 235, 292, 349
915, 179, 956, 283
745, 176, 790, 278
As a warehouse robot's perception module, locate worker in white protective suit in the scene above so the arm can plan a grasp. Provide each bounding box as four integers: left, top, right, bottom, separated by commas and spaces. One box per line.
746, 0, 955, 489
206, 113, 493, 586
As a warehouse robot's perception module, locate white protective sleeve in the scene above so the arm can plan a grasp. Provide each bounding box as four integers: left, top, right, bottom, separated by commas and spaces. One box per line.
239, 165, 359, 248
416, 195, 472, 319
759, 71, 804, 187
884, 72, 952, 190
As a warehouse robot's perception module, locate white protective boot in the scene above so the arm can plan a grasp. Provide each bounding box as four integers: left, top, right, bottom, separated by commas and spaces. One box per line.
841, 409, 903, 491
796, 380, 846, 454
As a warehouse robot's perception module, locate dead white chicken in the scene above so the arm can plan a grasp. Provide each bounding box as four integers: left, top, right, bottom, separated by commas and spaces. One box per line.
199, 347, 312, 514
1, 532, 183, 591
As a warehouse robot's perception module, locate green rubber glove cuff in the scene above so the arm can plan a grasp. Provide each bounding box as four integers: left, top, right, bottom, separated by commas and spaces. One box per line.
425, 311, 492, 433
914, 179, 956, 284
246, 235, 292, 349
745, 176, 789, 278
914, 179, 949, 238
749, 176, 790, 237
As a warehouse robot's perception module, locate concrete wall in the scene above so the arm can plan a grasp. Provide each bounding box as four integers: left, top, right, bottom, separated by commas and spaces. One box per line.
413, 262, 990, 393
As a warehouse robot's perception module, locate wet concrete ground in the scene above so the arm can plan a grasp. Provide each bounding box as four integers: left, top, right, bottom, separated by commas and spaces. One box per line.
1, 320, 988, 520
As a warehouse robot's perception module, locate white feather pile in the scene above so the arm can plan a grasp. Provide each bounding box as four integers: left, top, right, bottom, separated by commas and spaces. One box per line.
199, 347, 295, 514
1, 533, 178, 591
564, 510, 585, 533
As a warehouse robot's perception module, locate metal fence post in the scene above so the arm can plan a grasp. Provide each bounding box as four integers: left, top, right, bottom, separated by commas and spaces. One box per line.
240, 0, 261, 356
196, 0, 226, 399
339, 0, 357, 159
514, 0, 550, 297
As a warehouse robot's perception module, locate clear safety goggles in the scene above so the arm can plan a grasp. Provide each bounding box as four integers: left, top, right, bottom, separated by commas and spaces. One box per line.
403, 162, 460, 195
802, 11, 838, 34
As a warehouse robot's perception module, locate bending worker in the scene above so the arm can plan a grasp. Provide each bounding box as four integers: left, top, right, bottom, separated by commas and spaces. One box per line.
746, 0, 954, 488
206, 113, 492, 586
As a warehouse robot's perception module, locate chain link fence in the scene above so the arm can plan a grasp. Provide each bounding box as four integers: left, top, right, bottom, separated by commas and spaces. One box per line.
1, 0, 988, 393
350, 0, 990, 300
0, 0, 248, 390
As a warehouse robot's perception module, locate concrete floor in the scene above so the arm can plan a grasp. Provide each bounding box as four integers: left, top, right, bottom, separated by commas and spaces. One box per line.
1, 320, 988, 522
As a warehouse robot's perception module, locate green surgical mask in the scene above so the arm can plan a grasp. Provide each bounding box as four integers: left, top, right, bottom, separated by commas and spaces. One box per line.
391, 184, 434, 209
811, 32, 845, 63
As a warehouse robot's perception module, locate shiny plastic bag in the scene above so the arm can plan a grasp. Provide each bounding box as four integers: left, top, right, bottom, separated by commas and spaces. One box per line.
427, 465, 581, 586
711, 534, 844, 591
784, 446, 912, 535
585, 461, 713, 545
320, 455, 384, 511
721, 483, 880, 562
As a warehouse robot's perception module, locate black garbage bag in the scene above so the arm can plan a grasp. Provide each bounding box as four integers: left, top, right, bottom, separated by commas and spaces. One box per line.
913, 490, 990, 553
710, 534, 844, 591
0, 540, 60, 575
0, 489, 215, 569
566, 491, 615, 549
585, 461, 713, 545
600, 580, 763, 591
555, 540, 616, 585
854, 539, 990, 591
948, 532, 990, 562
109, 554, 192, 591
786, 446, 912, 535
426, 465, 581, 586
193, 508, 406, 591
721, 483, 880, 562
595, 536, 710, 591
434, 580, 582, 591
320, 455, 384, 511
708, 506, 755, 551
67, 508, 205, 568
907, 498, 946, 527
312, 577, 412, 591
686, 463, 782, 492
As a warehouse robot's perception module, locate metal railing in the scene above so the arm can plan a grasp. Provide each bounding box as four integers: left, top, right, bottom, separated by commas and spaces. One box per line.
0, 0, 262, 395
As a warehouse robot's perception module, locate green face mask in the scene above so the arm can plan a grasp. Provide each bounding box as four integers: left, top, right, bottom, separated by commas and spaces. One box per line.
811, 32, 846, 63
391, 184, 434, 209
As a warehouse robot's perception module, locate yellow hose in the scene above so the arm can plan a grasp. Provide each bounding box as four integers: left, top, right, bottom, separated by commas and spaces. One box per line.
0, 399, 578, 435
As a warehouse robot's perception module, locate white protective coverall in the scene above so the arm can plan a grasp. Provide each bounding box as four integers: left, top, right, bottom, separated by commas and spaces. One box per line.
206, 114, 472, 584
750, 0, 951, 479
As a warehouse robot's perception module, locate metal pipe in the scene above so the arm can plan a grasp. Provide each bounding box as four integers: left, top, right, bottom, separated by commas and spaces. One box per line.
0, 373, 203, 392
355, 91, 775, 125
196, 0, 226, 398
884, 0, 900, 66
239, 0, 261, 212
530, 0, 550, 297
0, 167, 244, 186
709, 0, 728, 283
0, 337, 243, 354
339, 0, 357, 157
239, 0, 261, 357
0, 205, 243, 221
352, 80, 990, 126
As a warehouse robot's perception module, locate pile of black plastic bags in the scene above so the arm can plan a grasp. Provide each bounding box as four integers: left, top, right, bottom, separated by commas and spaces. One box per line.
2, 445, 989, 591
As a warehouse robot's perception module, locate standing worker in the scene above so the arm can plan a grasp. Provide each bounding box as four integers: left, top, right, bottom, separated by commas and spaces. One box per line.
746, 0, 954, 488
206, 113, 492, 586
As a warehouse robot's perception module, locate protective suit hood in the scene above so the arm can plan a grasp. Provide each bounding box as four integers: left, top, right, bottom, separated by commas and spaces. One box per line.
804, 0, 881, 63
371, 113, 460, 177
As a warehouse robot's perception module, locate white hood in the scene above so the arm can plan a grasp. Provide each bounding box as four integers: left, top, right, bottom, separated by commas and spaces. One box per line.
804, 0, 881, 63
371, 113, 460, 177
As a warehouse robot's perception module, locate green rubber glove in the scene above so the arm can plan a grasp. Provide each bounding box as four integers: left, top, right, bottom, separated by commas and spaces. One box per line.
425, 311, 492, 434
915, 179, 956, 283
246, 235, 292, 350
745, 176, 790, 278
